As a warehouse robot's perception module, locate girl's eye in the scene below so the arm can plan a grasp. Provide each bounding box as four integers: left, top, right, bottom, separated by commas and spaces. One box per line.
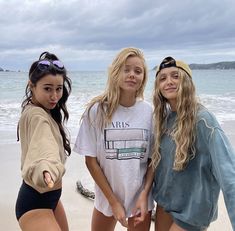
44, 87, 52, 92
124, 69, 129, 73
135, 69, 142, 74
171, 72, 179, 78
56, 87, 63, 92
159, 76, 166, 81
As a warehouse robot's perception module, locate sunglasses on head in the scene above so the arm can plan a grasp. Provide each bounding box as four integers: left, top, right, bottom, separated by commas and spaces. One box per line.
37, 60, 64, 71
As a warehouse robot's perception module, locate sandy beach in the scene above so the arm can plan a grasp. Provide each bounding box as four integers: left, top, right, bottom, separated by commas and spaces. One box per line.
1, 121, 235, 231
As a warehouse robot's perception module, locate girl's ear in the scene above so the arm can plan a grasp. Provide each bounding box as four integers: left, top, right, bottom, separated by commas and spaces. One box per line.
28, 80, 34, 90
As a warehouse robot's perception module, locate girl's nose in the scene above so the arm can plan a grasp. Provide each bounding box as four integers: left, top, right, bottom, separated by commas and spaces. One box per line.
50, 91, 58, 100
129, 70, 135, 78
166, 76, 173, 84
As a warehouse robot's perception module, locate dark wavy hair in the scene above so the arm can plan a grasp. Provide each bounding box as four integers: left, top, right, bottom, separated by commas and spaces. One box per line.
20, 51, 72, 156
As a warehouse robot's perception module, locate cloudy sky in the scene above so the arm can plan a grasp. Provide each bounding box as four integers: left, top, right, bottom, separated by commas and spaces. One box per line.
0, 0, 235, 71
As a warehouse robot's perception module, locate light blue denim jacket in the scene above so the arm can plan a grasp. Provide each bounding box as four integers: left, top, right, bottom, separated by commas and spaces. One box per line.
152, 106, 235, 231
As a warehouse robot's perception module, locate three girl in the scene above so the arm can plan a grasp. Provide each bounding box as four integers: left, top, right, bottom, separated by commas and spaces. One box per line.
16, 51, 235, 231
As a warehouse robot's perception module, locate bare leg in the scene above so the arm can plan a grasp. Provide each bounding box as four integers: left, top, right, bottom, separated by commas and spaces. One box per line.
54, 200, 69, 231
19, 209, 61, 231
169, 223, 186, 231
155, 205, 173, 231
155, 205, 206, 231
170, 223, 207, 231
91, 207, 117, 231
128, 211, 152, 231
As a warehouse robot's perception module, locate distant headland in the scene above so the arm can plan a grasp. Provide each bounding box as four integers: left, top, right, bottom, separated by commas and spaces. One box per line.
153, 61, 235, 71
0, 67, 21, 72
1, 61, 235, 72
189, 61, 235, 70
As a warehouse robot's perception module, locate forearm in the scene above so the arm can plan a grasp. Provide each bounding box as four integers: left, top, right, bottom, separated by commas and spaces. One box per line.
142, 161, 155, 195
85, 156, 118, 206
132, 161, 155, 224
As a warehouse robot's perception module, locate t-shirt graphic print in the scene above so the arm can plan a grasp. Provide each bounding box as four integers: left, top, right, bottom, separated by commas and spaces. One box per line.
104, 128, 148, 160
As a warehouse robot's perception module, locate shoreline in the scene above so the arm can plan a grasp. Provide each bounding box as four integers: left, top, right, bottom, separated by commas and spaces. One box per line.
1, 120, 235, 230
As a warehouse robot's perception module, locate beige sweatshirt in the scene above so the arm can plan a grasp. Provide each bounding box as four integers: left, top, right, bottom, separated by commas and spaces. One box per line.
19, 104, 66, 193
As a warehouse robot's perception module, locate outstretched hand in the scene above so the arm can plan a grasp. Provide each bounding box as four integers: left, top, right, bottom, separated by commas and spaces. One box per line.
43, 171, 54, 188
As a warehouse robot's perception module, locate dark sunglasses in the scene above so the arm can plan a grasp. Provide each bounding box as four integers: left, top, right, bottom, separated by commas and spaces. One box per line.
37, 60, 64, 71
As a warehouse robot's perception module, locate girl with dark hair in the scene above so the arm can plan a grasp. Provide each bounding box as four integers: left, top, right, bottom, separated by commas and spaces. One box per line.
15, 51, 71, 231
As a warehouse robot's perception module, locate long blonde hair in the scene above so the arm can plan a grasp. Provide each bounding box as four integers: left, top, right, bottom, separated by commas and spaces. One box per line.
86, 47, 148, 128
151, 68, 199, 171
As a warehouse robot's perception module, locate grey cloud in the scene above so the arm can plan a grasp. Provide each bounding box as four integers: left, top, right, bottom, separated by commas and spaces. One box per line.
0, 0, 235, 70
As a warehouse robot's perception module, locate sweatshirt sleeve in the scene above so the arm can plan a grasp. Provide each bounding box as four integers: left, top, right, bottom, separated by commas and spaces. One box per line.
198, 110, 235, 229
209, 127, 235, 229
21, 111, 65, 193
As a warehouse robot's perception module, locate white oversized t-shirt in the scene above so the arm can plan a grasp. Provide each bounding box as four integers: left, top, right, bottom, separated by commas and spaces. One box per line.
74, 100, 154, 217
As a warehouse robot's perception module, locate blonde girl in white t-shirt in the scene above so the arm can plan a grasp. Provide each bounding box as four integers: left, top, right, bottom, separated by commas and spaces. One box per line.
74, 47, 154, 231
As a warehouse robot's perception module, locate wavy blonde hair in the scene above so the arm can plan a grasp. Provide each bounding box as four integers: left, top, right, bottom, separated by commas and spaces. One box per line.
151, 68, 199, 171
85, 47, 148, 128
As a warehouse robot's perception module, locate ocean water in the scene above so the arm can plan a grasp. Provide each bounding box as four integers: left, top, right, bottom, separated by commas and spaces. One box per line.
0, 69, 235, 145
1, 69, 235, 193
